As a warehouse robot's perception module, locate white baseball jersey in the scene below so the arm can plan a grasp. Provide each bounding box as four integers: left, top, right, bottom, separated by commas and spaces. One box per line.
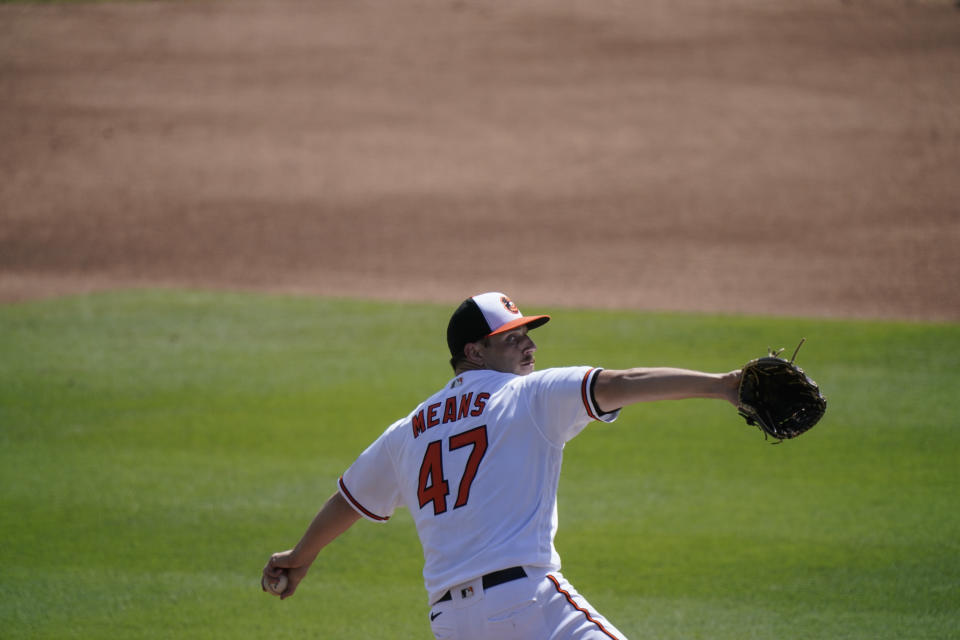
338, 366, 620, 603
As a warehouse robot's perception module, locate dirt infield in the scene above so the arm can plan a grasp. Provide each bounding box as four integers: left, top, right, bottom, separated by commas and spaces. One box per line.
2, 0, 958, 321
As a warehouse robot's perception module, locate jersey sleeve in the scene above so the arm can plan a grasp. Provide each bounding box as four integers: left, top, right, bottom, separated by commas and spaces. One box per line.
524, 366, 620, 446
338, 422, 404, 523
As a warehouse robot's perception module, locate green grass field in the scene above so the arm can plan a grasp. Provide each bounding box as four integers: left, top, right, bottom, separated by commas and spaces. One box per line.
1, 290, 958, 639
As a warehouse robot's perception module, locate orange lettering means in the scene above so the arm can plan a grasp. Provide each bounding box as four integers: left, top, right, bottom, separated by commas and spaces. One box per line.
412, 391, 490, 438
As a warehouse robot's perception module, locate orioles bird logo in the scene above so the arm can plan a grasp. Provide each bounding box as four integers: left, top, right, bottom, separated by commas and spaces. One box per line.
501, 296, 519, 314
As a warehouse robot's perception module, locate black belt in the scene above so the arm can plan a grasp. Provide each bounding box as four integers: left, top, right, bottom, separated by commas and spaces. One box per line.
435, 566, 527, 604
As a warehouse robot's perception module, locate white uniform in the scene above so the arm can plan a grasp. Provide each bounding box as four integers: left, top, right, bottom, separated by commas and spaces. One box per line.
339, 366, 629, 639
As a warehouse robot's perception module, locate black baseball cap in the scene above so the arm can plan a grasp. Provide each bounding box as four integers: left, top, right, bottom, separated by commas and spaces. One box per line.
447, 292, 550, 358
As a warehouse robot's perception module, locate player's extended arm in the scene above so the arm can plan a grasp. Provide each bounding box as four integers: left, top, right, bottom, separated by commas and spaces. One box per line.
593, 367, 741, 414
263, 491, 362, 599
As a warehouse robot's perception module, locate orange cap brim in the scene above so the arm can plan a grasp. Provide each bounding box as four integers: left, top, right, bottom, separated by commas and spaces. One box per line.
487, 315, 550, 337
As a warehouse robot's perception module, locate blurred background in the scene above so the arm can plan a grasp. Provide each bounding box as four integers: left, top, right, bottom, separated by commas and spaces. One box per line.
2, 0, 958, 320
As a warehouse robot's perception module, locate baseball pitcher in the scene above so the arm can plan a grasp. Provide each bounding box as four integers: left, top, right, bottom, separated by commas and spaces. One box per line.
263, 292, 751, 639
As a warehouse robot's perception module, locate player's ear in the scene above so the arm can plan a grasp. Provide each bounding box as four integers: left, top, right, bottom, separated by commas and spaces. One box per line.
464, 341, 484, 366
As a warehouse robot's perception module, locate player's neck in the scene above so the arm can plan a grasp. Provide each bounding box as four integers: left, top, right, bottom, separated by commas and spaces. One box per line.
454, 361, 488, 375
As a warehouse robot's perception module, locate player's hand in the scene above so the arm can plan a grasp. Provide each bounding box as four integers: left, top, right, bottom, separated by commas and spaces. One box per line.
263, 550, 311, 600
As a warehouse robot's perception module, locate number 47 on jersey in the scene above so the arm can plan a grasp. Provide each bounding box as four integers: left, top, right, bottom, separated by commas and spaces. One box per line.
417, 425, 488, 516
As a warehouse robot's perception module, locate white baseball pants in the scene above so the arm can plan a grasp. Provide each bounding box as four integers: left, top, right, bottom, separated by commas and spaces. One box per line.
427, 568, 627, 640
